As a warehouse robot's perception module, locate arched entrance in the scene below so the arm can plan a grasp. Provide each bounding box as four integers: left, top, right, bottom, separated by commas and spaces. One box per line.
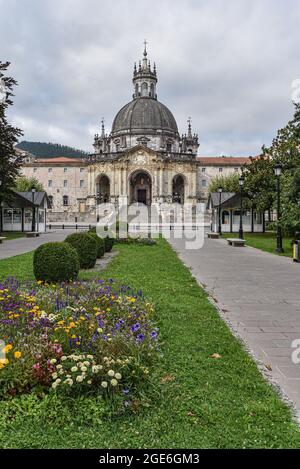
172, 174, 185, 204
130, 171, 152, 205
96, 175, 110, 203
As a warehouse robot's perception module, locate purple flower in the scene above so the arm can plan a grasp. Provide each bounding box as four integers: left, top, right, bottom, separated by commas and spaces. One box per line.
137, 333, 145, 342
131, 323, 140, 333
151, 330, 158, 339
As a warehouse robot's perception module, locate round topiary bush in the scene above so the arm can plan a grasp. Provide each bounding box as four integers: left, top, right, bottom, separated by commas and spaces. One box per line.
104, 236, 114, 252
88, 232, 105, 258
33, 242, 80, 283
65, 232, 98, 269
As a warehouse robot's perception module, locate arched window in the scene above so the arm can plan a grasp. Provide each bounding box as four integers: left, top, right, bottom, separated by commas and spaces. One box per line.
141, 82, 148, 97
48, 195, 53, 208
135, 83, 139, 96
150, 83, 155, 97
63, 195, 69, 207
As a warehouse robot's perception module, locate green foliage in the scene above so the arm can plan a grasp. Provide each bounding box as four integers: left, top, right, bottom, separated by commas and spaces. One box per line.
33, 242, 80, 283
209, 173, 240, 193
87, 232, 105, 258
16, 141, 88, 158
104, 236, 114, 252
65, 232, 97, 269
14, 175, 44, 192
0, 62, 23, 200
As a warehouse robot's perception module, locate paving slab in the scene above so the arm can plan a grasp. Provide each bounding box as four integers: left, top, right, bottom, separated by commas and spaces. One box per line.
168, 233, 300, 422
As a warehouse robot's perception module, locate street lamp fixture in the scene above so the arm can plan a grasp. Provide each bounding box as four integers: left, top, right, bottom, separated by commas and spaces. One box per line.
239, 176, 245, 239
274, 163, 284, 253
218, 187, 223, 235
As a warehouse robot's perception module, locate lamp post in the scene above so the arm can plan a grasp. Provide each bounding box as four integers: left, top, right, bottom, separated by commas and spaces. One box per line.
0, 179, 2, 236
218, 187, 223, 234
31, 188, 36, 232
239, 176, 244, 239
274, 163, 284, 253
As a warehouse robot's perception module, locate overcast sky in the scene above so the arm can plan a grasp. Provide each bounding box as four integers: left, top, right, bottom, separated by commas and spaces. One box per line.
1, 0, 300, 156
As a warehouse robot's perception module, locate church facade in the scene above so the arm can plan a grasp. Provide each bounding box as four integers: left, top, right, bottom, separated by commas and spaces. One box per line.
88, 44, 199, 209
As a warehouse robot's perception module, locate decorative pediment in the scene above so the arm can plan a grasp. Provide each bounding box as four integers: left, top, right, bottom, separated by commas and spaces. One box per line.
117, 145, 162, 166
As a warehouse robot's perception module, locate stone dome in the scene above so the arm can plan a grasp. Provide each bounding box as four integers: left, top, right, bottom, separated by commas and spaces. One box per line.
111, 97, 179, 137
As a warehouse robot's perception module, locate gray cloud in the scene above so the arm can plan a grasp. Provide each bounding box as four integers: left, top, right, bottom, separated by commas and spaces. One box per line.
1, 0, 300, 155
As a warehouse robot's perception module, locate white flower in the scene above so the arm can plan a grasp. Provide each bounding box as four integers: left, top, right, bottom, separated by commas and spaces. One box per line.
50, 358, 57, 365
87, 380, 92, 385
52, 372, 58, 380
52, 382, 58, 389
64, 378, 73, 386
61, 356, 67, 361
87, 355, 93, 360
76, 375, 84, 383
55, 379, 61, 384
108, 369, 115, 377
101, 381, 108, 388
71, 366, 78, 373
81, 366, 87, 372
83, 361, 90, 366
97, 328, 103, 333
110, 379, 118, 387
115, 373, 122, 380
92, 366, 98, 374
56, 364, 63, 370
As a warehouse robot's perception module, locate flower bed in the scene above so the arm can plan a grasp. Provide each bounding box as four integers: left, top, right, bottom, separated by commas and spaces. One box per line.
0, 278, 159, 402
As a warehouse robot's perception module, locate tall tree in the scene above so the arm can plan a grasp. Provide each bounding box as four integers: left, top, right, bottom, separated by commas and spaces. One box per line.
208, 173, 240, 193
0, 61, 24, 198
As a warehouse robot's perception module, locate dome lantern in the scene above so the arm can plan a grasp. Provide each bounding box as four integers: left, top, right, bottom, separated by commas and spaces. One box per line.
133, 41, 157, 99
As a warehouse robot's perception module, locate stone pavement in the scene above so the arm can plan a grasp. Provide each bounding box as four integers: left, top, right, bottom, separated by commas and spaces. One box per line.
0, 230, 78, 260
168, 233, 300, 422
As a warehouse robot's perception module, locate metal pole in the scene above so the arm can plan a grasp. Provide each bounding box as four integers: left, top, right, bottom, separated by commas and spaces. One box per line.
276, 176, 284, 253
218, 192, 222, 235
32, 192, 35, 232
239, 186, 244, 239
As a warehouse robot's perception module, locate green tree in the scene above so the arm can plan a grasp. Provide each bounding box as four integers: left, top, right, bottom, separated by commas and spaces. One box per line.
0, 62, 23, 197
208, 173, 240, 193
14, 175, 44, 192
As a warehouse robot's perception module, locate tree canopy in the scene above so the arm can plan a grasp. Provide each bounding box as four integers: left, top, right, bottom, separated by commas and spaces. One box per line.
208, 173, 240, 193
0, 61, 23, 199
13, 175, 44, 192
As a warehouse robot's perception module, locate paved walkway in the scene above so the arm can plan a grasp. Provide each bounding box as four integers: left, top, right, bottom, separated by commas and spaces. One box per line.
0, 230, 77, 260
169, 234, 300, 422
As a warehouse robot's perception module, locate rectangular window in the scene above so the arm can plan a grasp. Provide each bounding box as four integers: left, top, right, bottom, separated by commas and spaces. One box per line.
201, 167, 206, 173
64, 180, 68, 188
234, 167, 239, 172
63, 196, 69, 206
48, 180, 53, 188
33, 167, 37, 173
48, 167, 52, 173
201, 180, 207, 187
219, 167, 223, 173
64, 168, 68, 173
80, 180, 85, 188
80, 168, 85, 173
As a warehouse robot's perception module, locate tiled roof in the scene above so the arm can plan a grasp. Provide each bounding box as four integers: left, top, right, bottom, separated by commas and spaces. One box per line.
197, 156, 251, 165
35, 157, 85, 164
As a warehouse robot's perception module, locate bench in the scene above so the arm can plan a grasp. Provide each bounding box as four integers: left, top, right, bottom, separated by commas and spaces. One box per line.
227, 238, 246, 247
26, 232, 41, 238
0, 237, 7, 244
207, 232, 220, 239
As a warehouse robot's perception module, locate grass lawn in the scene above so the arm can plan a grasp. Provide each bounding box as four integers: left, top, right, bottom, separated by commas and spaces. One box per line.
221, 232, 293, 257
0, 232, 26, 241
0, 240, 300, 448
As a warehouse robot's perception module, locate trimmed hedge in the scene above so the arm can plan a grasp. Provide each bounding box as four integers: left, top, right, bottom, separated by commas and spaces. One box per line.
104, 236, 114, 252
65, 232, 97, 269
88, 232, 105, 258
88, 226, 114, 253
33, 242, 80, 283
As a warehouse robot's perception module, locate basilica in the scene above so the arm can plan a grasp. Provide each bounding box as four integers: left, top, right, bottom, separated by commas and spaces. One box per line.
88, 44, 199, 208
21, 46, 249, 222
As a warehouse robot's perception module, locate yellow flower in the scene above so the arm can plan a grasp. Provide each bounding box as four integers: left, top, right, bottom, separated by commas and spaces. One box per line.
0, 358, 9, 365
2, 344, 13, 354
69, 322, 76, 328
14, 351, 22, 359
37, 280, 43, 285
